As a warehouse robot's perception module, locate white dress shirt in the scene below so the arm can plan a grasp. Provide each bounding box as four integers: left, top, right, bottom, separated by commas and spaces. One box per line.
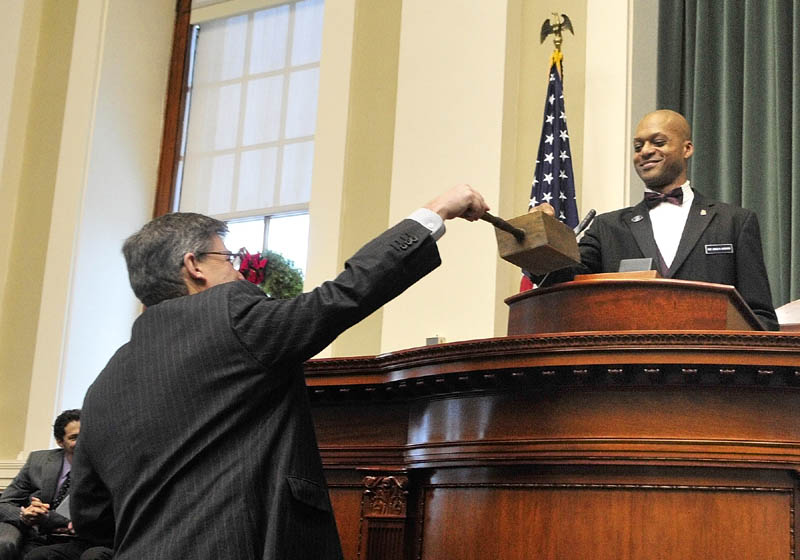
408, 207, 445, 241
646, 180, 693, 268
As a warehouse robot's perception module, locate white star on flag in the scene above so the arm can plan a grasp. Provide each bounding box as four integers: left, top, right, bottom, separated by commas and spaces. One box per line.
559, 191, 567, 200
544, 152, 554, 164
559, 211, 566, 220
542, 191, 553, 202
549, 94, 555, 105
550, 73, 555, 81
559, 130, 569, 141
545, 134, 554, 145
529, 196, 538, 206
532, 177, 538, 185
560, 111, 567, 121
543, 174, 553, 185
559, 170, 568, 179
559, 150, 570, 161
546, 114, 554, 124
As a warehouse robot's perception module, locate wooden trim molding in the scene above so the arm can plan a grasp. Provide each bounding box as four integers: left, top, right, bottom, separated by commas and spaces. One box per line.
304, 331, 800, 401
0, 460, 24, 492
153, 0, 193, 217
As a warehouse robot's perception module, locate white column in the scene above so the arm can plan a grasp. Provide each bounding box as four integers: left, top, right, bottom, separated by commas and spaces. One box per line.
581, 0, 632, 215
305, 0, 356, 358
629, 0, 660, 202
381, 0, 514, 352
24, 0, 173, 451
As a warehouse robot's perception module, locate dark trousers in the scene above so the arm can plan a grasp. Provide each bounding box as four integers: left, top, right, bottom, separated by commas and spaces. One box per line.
23, 541, 112, 560
0, 523, 110, 560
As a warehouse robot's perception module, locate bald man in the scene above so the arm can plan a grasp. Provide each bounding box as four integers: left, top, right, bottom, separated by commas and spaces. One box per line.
536, 109, 778, 330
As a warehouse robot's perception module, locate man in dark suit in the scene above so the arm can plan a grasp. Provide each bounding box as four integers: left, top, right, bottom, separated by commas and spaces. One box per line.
536, 109, 778, 330
0, 410, 80, 559
69, 185, 489, 559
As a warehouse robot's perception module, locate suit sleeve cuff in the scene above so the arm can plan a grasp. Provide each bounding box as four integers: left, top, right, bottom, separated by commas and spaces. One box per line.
407, 208, 445, 241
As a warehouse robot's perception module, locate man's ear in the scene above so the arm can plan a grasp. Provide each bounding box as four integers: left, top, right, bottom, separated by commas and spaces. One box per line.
55, 438, 65, 450
182, 252, 207, 293
683, 140, 694, 159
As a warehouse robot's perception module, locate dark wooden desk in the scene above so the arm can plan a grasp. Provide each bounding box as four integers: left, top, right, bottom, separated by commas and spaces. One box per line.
306, 331, 800, 560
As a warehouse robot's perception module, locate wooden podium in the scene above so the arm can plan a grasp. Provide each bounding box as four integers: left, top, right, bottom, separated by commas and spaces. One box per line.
306, 279, 799, 560
506, 273, 765, 334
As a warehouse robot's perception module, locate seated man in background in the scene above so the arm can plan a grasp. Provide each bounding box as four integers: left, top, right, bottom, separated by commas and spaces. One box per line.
533, 109, 778, 330
0, 410, 80, 559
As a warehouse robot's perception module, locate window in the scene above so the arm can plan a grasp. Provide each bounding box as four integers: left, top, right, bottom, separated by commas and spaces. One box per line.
225, 213, 309, 272
165, 0, 324, 276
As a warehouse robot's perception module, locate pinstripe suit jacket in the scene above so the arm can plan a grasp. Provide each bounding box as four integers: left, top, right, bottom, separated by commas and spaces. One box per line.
0, 449, 71, 533
71, 219, 441, 560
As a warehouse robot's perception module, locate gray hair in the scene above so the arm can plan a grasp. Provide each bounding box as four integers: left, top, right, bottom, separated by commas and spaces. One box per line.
122, 212, 228, 306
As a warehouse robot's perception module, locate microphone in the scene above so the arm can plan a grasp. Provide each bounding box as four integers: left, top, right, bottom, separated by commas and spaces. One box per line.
573, 209, 596, 236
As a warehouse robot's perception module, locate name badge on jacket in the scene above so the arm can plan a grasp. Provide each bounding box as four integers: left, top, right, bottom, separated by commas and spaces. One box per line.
705, 243, 733, 255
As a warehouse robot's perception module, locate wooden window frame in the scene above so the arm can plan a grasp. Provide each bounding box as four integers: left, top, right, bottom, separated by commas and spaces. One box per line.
154, 0, 193, 218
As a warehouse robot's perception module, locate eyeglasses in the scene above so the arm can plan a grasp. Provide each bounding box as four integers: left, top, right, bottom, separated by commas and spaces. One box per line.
195, 250, 244, 270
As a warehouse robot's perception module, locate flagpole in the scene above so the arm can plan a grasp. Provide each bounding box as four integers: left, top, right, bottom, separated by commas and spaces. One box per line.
520, 13, 578, 292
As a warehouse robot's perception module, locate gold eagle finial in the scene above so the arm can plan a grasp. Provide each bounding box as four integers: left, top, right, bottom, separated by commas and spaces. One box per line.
540, 13, 574, 51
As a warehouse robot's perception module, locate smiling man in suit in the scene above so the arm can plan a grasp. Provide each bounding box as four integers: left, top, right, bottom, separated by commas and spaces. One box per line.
69, 184, 489, 560
0, 410, 80, 559
535, 109, 778, 330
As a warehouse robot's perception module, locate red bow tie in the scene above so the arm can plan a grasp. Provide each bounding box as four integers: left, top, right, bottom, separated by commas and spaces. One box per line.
644, 189, 684, 209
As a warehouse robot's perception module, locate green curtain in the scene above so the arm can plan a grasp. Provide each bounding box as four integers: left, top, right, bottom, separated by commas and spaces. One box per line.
657, 0, 800, 307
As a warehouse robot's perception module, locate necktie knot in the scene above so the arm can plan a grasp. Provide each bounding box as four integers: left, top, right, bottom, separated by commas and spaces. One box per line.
644, 189, 683, 209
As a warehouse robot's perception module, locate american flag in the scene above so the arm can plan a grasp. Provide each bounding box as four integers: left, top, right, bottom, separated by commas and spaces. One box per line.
521, 56, 579, 291
529, 58, 578, 226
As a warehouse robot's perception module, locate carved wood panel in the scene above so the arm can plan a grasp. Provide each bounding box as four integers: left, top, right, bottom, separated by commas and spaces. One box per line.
417, 481, 794, 560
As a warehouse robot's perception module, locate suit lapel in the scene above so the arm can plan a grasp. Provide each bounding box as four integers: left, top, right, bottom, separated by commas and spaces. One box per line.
668, 192, 716, 277
43, 450, 64, 502
625, 201, 661, 263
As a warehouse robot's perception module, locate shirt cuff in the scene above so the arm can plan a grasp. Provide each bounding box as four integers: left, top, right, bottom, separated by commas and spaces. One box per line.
407, 208, 446, 241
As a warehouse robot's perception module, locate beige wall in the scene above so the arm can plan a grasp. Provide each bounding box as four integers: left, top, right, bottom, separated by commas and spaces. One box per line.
310, 0, 594, 355
331, 0, 402, 356
629, 0, 660, 203
582, 0, 632, 215
0, 0, 657, 478
0, 0, 78, 458
0, 0, 29, 309
0, 0, 172, 469
305, 0, 356, 356
22, 0, 173, 454
306, 0, 401, 357
380, 0, 512, 351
